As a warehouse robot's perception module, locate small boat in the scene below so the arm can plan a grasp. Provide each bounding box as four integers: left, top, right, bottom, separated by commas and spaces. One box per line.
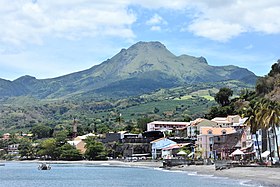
38, 163, 51, 170
0, 163, 5, 166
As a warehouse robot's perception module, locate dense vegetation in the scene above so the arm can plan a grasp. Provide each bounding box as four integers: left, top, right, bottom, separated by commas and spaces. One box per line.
0, 80, 254, 135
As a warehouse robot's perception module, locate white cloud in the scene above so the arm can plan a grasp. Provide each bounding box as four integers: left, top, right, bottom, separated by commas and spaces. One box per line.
187, 19, 245, 42
183, 0, 280, 41
150, 26, 161, 31
146, 14, 167, 25
146, 13, 167, 32
0, 0, 136, 47
1, 1, 280, 46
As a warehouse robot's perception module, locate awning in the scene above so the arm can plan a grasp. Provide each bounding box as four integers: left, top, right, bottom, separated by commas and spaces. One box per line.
177, 150, 187, 155
261, 151, 270, 158
230, 149, 244, 156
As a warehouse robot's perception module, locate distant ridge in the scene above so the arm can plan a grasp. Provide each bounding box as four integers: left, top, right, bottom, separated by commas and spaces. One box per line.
0, 41, 257, 99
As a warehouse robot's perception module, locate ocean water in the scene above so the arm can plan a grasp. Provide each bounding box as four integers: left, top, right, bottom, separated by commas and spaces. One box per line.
0, 162, 261, 187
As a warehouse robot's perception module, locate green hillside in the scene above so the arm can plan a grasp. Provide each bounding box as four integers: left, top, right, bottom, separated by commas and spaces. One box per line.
0, 41, 256, 100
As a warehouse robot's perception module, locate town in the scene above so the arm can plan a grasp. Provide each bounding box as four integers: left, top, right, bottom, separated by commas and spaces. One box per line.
1, 113, 279, 168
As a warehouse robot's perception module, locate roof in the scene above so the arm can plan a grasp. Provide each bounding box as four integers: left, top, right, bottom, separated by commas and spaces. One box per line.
190, 118, 205, 126
230, 149, 244, 156
150, 137, 166, 143
211, 117, 231, 124
67, 140, 82, 146
233, 117, 249, 126
151, 138, 177, 149
148, 121, 190, 126
200, 127, 236, 135
75, 133, 96, 140
162, 143, 191, 151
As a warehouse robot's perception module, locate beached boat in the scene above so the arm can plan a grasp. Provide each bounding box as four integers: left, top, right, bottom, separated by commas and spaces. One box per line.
38, 163, 51, 170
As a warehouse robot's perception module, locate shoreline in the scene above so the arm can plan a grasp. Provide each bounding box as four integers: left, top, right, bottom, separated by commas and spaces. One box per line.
169, 164, 280, 187
5, 160, 280, 186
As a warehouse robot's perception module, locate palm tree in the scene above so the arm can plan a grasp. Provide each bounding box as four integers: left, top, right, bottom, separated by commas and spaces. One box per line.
262, 100, 280, 160
255, 99, 274, 162
245, 106, 262, 162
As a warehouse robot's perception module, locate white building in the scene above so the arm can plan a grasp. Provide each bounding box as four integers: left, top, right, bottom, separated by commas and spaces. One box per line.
147, 121, 189, 132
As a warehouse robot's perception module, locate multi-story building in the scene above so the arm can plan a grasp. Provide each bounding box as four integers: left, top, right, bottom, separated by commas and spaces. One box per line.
197, 127, 236, 159
147, 121, 190, 132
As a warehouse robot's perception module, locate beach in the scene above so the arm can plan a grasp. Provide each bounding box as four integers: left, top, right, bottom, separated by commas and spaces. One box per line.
170, 165, 280, 187
15, 160, 280, 186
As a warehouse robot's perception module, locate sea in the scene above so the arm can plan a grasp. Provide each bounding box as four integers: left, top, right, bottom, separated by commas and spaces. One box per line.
0, 162, 263, 187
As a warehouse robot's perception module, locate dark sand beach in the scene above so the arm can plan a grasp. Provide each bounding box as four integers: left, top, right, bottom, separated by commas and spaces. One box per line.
15, 160, 280, 186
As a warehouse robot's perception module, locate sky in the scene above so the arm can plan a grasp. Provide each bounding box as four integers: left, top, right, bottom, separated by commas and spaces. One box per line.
0, 0, 280, 80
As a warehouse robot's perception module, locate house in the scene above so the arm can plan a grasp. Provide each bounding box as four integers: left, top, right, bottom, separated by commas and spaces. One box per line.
2, 133, 10, 140
147, 121, 189, 132
67, 140, 86, 154
211, 115, 247, 128
151, 138, 177, 159
67, 133, 96, 154
7, 144, 20, 156
197, 127, 236, 159
187, 118, 218, 138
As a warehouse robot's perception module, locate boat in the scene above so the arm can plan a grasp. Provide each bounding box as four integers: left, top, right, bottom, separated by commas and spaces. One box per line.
0, 163, 5, 166
38, 163, 51, 170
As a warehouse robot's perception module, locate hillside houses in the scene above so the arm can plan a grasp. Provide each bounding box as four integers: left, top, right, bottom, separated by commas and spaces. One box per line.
145, 115, 263, 160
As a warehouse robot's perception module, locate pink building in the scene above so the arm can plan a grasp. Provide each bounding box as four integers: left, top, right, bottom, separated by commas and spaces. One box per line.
197, 127, 236, 159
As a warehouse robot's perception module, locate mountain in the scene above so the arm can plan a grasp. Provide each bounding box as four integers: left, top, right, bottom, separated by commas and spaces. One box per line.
0, 41, 257, 99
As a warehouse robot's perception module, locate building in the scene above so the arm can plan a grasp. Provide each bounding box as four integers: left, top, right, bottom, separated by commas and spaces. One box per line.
67, 133, 96, 154
211, 115, 247, 128
213, 131, 244, 159
67, 140, 86, 154
197, 127, 236, 159
7, 144, 20, 156
147, 121, 189, 132
151, 138, 177, 159
267, 127, 280, 160
2, 133, 10, 140
187, 118, 218, 138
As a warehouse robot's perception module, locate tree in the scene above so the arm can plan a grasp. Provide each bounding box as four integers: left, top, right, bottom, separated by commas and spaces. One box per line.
137, 117, 151, 132
18, 138, 36, 160
37, 138, 59, 159
261, 100, 280, 160
245, 102, 262, 162
268, 59, 280, 77
154, 107, 160, 114
214, 87, 233, 106
31, 125, 52, 139
59, 143, 83, 161
84, 137, 107, 160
